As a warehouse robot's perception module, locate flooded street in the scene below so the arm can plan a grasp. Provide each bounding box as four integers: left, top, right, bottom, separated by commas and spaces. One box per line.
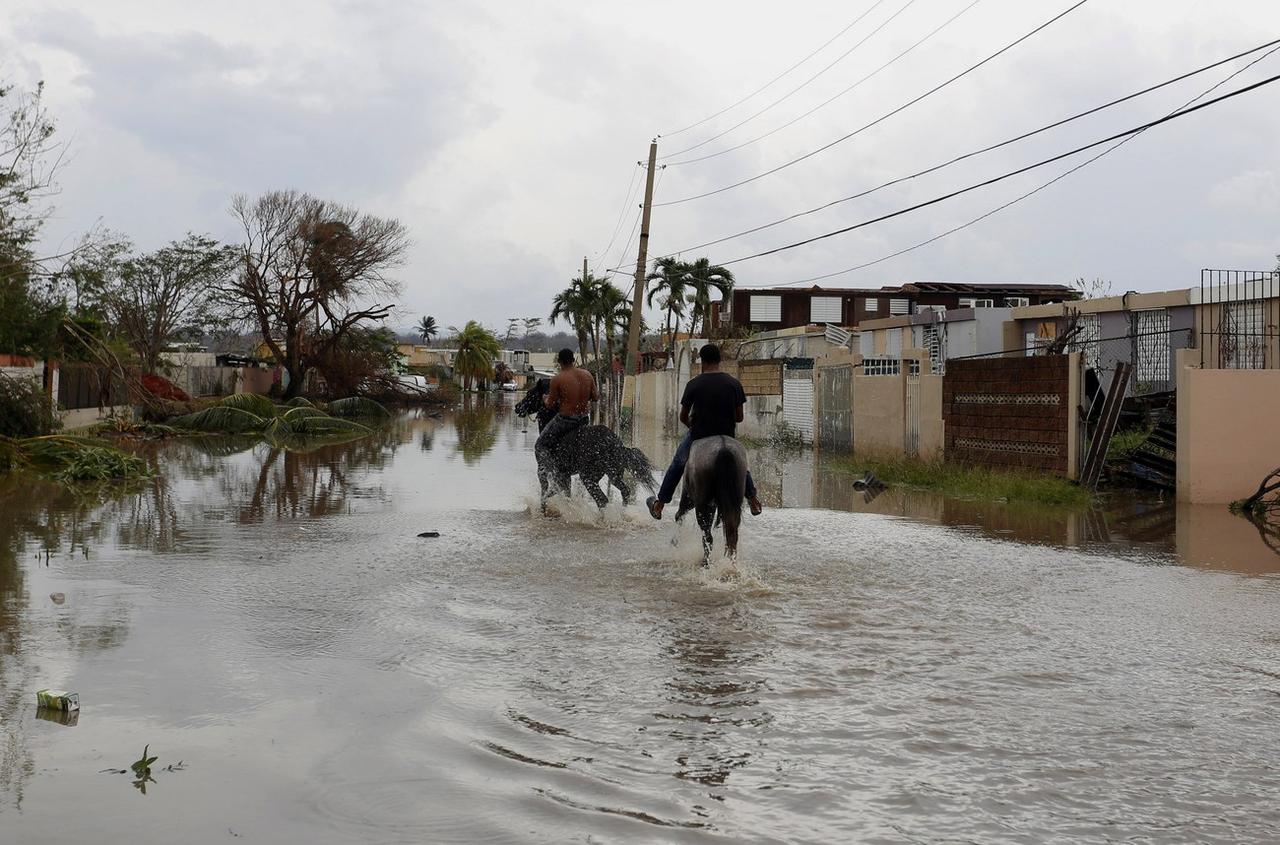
3, 397, 1280, 843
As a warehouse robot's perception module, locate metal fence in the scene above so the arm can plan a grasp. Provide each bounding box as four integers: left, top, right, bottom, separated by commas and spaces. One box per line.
1199, 268, 1280, 369
951, 328, 1193, 398
1073, 328, 1194, 397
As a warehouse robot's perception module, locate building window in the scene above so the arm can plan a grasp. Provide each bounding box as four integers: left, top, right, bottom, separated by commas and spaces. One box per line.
1070, 313, 1101, 371
749, 295, 782, 322
1132, 308, 1170, 386
1221, 301, 1266, 369
889, 298, 910, 316
864, 298, 879, 313
809, 296, 841, 323
1005, 296, 1030, 308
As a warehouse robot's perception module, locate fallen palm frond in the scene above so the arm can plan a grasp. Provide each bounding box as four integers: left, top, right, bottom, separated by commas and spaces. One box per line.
326, 397, 390, 419
170, 406, 268, 433
3, 435, 151, 482
167, 395, 378, 438
283, 396, 317, 409
218, 392, 277, 419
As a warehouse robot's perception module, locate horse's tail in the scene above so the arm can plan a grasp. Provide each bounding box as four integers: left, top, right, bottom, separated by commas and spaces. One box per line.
625, 446, 658, 491
712, 438, 745, 526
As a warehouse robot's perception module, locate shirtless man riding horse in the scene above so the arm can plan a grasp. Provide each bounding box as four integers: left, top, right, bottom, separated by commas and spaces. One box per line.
534, 348, 598, 500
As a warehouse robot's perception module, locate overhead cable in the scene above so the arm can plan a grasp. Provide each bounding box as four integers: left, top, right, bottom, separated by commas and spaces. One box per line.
592, 163, 644, 263
715, 70, 1280, 268
744, 43, 1280, 288
666, 0, 983, 167
656, 0, 1092, 208
659, 0, 890, 139
660, 36, 1280, 258
660, 0, 920, 160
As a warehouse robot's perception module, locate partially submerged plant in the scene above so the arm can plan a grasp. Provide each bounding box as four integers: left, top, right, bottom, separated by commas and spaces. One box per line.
2, 435, 151, 482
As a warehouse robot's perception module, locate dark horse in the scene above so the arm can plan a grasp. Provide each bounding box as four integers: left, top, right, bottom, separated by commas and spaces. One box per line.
673, 435, 748, 563
515, 379, 656, 508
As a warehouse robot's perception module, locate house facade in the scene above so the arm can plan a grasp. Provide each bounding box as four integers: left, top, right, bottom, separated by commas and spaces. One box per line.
716, 281, 1075, 335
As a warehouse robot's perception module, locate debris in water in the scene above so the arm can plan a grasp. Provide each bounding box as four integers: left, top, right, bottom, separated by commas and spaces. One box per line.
36, 706, 79, 726
417, 531, 440, 538
35, 689, 79, 711
49, 592, 65, 604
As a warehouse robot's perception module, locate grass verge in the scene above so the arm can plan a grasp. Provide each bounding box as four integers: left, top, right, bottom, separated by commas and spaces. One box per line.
830, 453, 1091, 508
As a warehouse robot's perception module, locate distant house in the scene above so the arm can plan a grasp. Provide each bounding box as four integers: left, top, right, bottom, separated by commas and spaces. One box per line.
714, 281, 1076, 335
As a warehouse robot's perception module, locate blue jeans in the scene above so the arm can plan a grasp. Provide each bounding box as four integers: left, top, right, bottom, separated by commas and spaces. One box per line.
657, 431, 757, 504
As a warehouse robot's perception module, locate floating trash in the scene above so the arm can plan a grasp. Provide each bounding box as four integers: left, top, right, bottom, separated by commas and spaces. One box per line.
49, 592, 65, 604
35, 689, 79, 711
417, 531, 440, 538
36, 706, 79, 727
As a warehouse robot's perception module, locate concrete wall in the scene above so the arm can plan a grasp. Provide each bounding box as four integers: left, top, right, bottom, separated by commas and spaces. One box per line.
919, 373, 944, 460
852, 372, 905, 456
1177, 350, 1280, 503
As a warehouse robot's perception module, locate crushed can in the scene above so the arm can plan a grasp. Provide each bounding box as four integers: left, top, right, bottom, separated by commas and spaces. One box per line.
35, 689, 80, 711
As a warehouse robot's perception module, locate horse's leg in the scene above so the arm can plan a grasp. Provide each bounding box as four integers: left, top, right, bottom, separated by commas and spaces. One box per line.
612, 474, 635, 505
696, 506, 715, 566
581, 472, 609, 509
723, 514, 739, 559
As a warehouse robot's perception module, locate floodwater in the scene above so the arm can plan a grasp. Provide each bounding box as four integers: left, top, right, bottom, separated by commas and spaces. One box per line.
2, 397, 1280, 843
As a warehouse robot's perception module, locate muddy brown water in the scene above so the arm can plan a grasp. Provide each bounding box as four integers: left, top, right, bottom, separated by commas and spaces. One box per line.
2, 397, 1279, 843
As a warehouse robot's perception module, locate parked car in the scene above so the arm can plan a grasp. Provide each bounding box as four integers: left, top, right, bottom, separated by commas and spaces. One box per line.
396, 374, 437, 394
500, 381, 519, 392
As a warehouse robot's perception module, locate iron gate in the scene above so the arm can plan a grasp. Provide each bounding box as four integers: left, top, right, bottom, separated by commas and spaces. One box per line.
817, 364, 852, 451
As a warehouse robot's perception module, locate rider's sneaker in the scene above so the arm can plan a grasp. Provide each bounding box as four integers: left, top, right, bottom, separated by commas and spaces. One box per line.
646, 496, 663, 520
748, 496, 763, 516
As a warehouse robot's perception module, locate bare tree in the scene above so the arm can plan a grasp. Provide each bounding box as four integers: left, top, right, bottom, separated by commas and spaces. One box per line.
219, 191, 409, 398
1072, 277, 1113, 300
100, 234, 238, 373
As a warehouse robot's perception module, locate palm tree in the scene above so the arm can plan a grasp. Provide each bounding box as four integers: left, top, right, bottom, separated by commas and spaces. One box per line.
550, 272, 606, 364
451, 320, 500, 390
646, 257, 689, 358
682, 258, 735, 338
416, 315, 438, 345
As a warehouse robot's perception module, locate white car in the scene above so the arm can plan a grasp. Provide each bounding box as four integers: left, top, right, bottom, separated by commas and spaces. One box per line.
500, 381, 519, 392
396, 374, 437, 394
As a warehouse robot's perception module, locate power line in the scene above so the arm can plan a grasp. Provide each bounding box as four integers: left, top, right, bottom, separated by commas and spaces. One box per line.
606, 166, 666, 275
655, 0, 1092, 208
659, 0, 890, 139
745, 43, 1280, 288
717, 69, 1280, 269
660, 0, 921, 160
660, 37, 1280, 258
591, 163, 644, 263
667, 0, 982, 167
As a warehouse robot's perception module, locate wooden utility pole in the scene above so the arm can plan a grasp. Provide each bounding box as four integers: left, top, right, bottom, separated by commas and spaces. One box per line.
583, 256, 589, 283
624, 142, 658, 378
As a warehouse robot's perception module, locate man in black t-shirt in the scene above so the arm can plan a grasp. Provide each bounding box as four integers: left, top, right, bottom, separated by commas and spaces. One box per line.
647, 343, 762, 520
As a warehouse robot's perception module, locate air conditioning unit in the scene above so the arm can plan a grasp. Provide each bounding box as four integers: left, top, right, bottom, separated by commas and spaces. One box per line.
1005, 296, 1030, 308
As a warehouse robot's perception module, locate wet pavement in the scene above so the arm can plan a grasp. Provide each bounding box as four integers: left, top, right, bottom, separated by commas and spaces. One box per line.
2, 396, 1279, 843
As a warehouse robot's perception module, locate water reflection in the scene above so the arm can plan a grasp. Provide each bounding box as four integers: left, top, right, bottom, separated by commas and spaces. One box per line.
453, 395, 500, 464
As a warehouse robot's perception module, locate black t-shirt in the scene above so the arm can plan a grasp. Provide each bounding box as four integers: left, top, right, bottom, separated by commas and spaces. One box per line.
681, 371, 747, 440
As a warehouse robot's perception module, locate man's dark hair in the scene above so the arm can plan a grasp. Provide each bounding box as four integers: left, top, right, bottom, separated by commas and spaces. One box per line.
557, 348, 575, 366
699, 343, 721, 364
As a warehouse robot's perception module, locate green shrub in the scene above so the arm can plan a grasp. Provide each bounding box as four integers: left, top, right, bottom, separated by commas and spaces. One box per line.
0, 372, 60, 438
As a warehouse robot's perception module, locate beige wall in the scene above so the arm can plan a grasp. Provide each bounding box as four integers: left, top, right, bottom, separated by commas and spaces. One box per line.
853, 373, 905, 456
919, 373, 944, 460
1177, 350, 1280, 503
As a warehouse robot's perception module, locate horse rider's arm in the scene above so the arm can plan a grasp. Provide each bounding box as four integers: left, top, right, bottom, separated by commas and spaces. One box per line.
544, 375, 561, 409
589, 373, 599, 402
679, 403, 691, 428
736, 404, 745, 423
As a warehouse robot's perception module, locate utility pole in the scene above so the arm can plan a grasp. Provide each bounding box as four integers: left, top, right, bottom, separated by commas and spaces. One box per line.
624, 141, 658, 380
583, 256, 589, 283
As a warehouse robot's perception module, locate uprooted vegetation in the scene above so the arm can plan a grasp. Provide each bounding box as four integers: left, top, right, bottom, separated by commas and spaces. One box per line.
168, 393, 390, 439
0, 435, 150, 482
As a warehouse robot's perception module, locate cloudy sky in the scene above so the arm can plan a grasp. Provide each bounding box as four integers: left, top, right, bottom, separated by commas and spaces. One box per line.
3, 0, 1279, 333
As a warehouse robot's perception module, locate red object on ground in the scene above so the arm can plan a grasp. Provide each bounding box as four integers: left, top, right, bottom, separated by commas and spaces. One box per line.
141, 373, 190, 402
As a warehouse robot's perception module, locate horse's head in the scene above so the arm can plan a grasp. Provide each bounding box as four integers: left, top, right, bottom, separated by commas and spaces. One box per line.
515, 378, 550, 418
